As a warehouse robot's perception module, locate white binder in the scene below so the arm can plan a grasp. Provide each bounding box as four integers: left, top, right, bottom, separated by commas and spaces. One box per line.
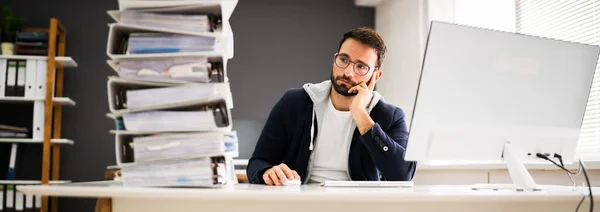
25, 59, 38, 97
114, 131, 238, 165
0, 59, 6, 97
32, 101, 45, 140
6, 60, 17, 96
34, 60, 48, 98
106, 23, 227, 61
119, 155, 233, 187
107, 76, 233, 115
25, 194, 34, 210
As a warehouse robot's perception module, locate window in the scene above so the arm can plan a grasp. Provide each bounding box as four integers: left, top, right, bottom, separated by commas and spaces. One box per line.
516, 0, 600, 160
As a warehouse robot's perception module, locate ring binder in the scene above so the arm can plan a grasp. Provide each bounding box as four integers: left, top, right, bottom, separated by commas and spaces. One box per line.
110, 100, 232, 132
106, 76, 233, 115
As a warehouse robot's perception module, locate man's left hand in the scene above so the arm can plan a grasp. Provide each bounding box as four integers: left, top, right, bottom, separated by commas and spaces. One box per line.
348, 73, 378, 134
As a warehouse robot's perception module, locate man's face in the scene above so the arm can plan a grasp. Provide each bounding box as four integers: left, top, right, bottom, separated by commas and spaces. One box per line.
331, 38, 379, 96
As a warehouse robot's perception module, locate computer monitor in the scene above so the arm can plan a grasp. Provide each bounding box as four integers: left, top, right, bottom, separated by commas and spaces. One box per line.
405, 21, 600, 191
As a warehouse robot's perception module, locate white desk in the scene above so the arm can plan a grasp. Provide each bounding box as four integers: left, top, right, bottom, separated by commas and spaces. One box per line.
17, 181, 599, 212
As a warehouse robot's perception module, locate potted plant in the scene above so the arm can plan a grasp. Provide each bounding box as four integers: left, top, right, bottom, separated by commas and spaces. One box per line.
0, 7, 25, 55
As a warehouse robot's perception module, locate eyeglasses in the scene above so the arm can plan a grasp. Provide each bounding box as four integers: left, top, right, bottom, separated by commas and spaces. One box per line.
333, 53, 375, 76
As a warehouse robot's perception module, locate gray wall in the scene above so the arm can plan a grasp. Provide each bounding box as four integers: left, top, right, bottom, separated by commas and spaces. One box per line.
228, 0, 374, 158
0, 0, 373, 211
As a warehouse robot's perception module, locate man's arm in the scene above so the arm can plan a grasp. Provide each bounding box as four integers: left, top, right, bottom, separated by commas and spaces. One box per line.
246, 91, 290, 184
358, 108, 417, 181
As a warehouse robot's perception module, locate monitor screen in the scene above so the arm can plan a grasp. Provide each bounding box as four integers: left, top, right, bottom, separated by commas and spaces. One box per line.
405, 21, 600, 164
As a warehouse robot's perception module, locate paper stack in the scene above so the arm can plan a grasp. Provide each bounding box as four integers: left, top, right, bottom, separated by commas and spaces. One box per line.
105, 0, 239, 187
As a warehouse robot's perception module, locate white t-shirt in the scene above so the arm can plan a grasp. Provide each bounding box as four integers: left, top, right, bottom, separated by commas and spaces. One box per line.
309, 97, 354, 183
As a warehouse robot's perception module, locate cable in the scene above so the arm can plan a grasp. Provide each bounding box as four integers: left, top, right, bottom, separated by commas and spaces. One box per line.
555, 153, 565, 167
575, 195, 585, 212
535, 153, 579, 174
580, 160, 593, 212
536, 154, 593, 212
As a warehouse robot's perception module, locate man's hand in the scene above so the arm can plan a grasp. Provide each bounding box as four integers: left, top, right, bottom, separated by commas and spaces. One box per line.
348, 73, 377, 134
262, 163, 301, 186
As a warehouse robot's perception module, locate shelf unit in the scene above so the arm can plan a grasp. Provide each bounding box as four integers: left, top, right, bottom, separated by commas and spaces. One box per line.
0, 96, 76, 106
0, 18, 77, 212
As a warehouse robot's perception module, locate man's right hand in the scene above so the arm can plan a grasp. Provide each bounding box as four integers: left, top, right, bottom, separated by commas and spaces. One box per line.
262, 163, 301, 186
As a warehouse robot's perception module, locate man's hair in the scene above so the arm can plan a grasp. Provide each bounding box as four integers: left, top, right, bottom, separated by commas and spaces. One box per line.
337, 27, 387, 69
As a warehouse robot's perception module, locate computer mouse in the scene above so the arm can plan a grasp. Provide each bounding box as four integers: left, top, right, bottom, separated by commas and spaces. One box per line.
282, 179, 301, 186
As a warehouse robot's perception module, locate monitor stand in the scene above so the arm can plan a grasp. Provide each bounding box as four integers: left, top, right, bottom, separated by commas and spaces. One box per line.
471, 142, 543, 192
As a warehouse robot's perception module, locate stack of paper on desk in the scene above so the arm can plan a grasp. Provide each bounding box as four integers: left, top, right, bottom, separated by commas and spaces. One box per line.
105, 0, 238, 188
120, 11, 212, 33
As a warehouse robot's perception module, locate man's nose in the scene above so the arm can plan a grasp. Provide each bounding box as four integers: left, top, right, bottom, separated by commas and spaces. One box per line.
343, 64, 354, 77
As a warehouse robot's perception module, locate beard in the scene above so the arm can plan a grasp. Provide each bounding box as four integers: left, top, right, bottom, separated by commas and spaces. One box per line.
330, 71, 359, 97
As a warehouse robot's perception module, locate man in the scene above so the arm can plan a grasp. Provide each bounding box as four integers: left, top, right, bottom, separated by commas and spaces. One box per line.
246, 27, 416, 186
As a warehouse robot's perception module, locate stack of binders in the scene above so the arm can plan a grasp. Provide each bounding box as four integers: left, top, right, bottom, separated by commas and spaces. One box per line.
105, 0, 239, 187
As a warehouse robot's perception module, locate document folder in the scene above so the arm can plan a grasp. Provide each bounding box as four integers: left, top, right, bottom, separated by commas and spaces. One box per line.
119, 155, 233, 187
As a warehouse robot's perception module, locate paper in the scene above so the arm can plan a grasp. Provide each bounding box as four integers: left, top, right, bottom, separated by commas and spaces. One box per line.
120, 10, 212, 33
125, 83, 230, 109
118, 57, 212, 82
123, 110, 218, 132
132, 132, 235, 162
127, 33, 219, 54
120, 157, 216, 187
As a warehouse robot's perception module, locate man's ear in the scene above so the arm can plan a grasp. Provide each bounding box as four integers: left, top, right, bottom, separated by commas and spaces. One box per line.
375, 69, 383, 82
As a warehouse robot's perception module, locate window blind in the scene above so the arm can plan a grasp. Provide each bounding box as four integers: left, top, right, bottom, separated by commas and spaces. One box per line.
516, 0, 600, 160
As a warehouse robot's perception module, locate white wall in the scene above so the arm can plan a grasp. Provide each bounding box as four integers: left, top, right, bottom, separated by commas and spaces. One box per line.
375, 0, 427, 127
375, 0, 515, 127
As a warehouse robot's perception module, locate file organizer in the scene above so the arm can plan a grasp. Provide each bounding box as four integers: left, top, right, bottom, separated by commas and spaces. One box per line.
1, 181, 69, 212
0, 18, 77, 212
105, 0, 238, 187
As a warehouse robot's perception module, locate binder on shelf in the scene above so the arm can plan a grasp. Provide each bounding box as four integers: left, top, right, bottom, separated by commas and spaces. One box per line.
5, 60, 17, 96
119, 155, 234, 187
0, 59, 6, 97
24, 60, 37, 98
34, 60, 47, 99
114, 131, 239, 165
107, 76, 232, 115
106, 57, 227, 83
8, 143, 18, 180
32, 101, 45, 140
16, 60, 26, 97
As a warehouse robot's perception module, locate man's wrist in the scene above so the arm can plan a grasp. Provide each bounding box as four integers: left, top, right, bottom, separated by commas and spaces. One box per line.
353, 109, 375, 135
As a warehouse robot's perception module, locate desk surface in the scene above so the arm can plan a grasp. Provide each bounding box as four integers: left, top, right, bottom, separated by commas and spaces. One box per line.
16, 180, 598, 203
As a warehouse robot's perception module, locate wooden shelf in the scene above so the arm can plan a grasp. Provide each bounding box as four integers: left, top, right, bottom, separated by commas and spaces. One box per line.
0, 56, 78, 68
0, 180, 70, 185
52, 97, 76, 106
0, 96, 41, 102
55, 57, 78, 68
0, 97, 76, 106
0, 138, 75, 145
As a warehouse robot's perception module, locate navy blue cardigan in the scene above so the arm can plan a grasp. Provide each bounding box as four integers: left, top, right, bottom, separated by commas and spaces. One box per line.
246, 88, 416, 184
